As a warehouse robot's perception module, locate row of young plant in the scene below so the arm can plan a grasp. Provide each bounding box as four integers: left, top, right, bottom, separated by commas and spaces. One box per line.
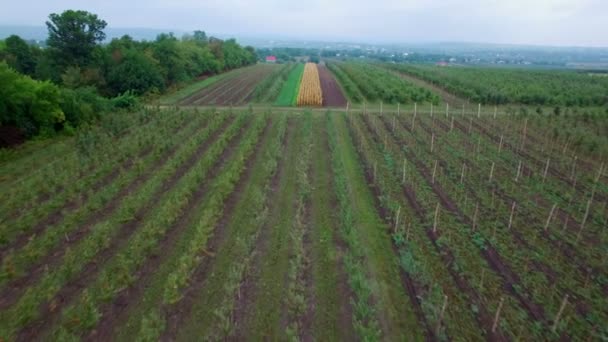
461, 113, 607, 212
285, 112, 312, 339
398, 111, 604, 338
326, 114, 383, 339
329, 62, 440, 104
359, 112, 541, 339
329, 113, 437, 340
412, 113, 606, 338
128, 113, 271, 341
444, 114, 606, 265
0, 108, 176, 235
46, 113, 260, 340
0, 111, 210, 289
0, 112, 238, 340
346, 113, 480, 341
138, 114, 288, 341
251, 63, 296, 103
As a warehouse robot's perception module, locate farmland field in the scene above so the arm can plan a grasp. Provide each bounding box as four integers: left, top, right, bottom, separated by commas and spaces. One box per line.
274, 63, 305, 106
176, 64, 278, 106
1, 104, 606, 341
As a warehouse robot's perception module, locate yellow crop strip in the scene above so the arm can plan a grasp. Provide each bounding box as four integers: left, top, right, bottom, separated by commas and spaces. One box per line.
297, 63, 323, 107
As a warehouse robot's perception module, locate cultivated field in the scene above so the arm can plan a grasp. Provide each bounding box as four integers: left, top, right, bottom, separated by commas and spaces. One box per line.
177, 64, 277, 106
0, 105, 606, 341
296, 63, 323, 107
318, 63, 348, 107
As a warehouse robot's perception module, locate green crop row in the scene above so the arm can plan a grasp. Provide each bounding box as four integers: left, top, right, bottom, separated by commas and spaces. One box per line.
275, 63, 304, 106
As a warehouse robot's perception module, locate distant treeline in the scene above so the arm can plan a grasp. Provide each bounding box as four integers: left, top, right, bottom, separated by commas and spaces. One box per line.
0, 10, 256, 145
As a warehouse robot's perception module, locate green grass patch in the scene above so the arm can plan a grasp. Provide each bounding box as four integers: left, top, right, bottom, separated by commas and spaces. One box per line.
274, 64, 304, 106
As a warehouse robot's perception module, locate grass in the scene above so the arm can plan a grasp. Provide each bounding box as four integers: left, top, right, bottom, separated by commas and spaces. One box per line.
274, 63, 304, 106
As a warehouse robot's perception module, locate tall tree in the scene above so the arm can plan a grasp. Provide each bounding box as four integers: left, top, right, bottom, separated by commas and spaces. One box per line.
46, 10, 107, 68
3, 35, 36, 75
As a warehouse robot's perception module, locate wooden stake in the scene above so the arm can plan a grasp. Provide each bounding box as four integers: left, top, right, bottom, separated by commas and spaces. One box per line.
433, 203, 440, 233
450, 116, 454, 132
430, 103, 433, 117
515, 161, 522, 182
392, 116, 396, 132
412, 111, 417, 130
394, 206, 401, 232
552, 294, 569, 333
432, 160, 438, 184
492, 297, 505, 333
508, 202, 516, 230
494, 106, 497, 119
373, 161, 377, 183
520, 118, 528, 151
571, 156, 578, 181
479, 269, 486, 291
489, 162, 495, 182
577, 199, 592, 243
446, 103, 449, 118
498, 134, 503, 153
543, 158, 550, 182
380, 101, 383, 115
397, 103, 400, 116
544, 204, 557, 232
414, 102, 417, 116
431, 133, 435, 153
402, 159, 407, 184
478, 103, 481, 118
468, 117, 473, 134
436, 295, 448, 335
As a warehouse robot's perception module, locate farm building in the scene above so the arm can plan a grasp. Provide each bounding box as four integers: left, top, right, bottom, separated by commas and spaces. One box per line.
265, 55, 277, 63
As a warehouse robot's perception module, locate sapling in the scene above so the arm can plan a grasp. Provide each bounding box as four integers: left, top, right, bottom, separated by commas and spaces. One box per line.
494, 106, 497, 119
431, 133, 435, 153
432, 160, 438, 184
576, 198, 593, 243
445, 103, 449, 118
402, 159, 407, 184
488, 162, 495, 182
498, 134, 503, 153
515, 161, 522, 182
478, 103, 481, 118
552, 294, 569, 333
433, 203, 440, 233
508, 202, 516, 230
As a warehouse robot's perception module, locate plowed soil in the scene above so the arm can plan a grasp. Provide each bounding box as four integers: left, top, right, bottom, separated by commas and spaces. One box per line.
318, 65, 347, 107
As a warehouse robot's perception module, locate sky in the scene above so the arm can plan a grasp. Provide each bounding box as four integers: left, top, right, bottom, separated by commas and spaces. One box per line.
1, 0, 607, 47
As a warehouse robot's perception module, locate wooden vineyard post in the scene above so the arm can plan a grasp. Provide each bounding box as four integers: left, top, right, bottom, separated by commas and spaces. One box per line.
445, 103, 449, 118
397, 103, 400, 116
472, 203, 479, 231
515, 161, 522, 182
346, 101, 350, 114
364, 101, 367, 115
492, 297, 505, 333
508, 202, 516, 230
544, 204, 557, 231
392, 116, 396, 132
552, 294, 569, 333
498, 134, 504, 153
450, 116, 454, 132
431, 133, 435, 153
468, 117, 473, 134
489, 162, 495, 183
432, 160, 438, 184
462, 103, 465, 116
402, 159, 407, 184
542, 158, 551, 183
479, 269, 486, 292
576, 198, 593, 243
436, 295, 448, 335
494, 106, 497, 119
394, 206, 401, 233
571, 156, 578, 182
430, 103, 433, 117
433, 203, 440, 233
414, 102, 417, 117
380, 101, 383, 115
478, 103, 481, 118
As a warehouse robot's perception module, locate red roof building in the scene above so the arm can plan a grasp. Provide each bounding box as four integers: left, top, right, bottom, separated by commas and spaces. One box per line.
266, 55, 277, 63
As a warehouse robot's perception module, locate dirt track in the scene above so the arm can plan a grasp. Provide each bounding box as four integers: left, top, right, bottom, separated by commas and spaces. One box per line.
318, 65, 347, 107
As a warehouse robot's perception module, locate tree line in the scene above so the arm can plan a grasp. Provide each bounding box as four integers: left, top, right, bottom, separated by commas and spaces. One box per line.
0, 10, 257, 145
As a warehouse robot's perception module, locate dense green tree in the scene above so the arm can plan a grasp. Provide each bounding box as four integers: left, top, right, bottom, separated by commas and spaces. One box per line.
46, 10, 107, 68
3, 35, 37, 75
107, 49, 165, 95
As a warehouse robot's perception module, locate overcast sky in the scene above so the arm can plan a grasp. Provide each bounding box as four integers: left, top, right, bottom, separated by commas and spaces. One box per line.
1, 0, 607, 47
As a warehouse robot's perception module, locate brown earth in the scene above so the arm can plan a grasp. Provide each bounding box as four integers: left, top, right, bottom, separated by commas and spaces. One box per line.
317, 65, 347, 107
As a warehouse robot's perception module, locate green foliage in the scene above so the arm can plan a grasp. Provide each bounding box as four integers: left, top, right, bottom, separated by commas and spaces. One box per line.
387, 63, 608, 106
0, 62, 64, 137
2, 35, 37, 76
331, 62, 440, 104
107, 48, 165, 95
46, 10, 107, 68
